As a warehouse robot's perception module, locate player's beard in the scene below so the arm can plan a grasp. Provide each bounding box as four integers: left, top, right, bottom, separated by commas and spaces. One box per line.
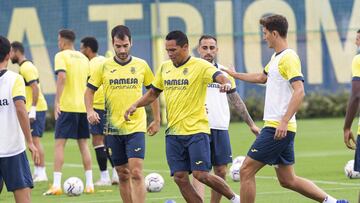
203, 54, 214, 63
116, 52, 129, 61
11, 57, 18, 64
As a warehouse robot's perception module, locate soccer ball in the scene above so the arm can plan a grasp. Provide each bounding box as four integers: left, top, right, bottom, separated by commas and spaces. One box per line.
344, 160, 360, 179
145, 173, 164, 192
233, 155, 246, 165
229, 162, 241, 181
63, 177, 84, 196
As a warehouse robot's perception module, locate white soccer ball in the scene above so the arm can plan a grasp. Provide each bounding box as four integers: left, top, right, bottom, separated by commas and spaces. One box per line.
229, 162, 242, 182
344, 160, 360, 179
145, 173, 164, 192
63, 177, 84, 196
233, 156, 246, 165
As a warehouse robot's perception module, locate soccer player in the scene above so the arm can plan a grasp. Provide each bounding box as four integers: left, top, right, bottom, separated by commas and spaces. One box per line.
44, 29, 94, 195
10, 41, 48, 182
192, 35, 260, 202
0, 35, 39, 203
80, 36, 119, 186
343, 29, 360, 172
222, 14, 348, 203
125, 30, 240, 203
85, 25, 160, 203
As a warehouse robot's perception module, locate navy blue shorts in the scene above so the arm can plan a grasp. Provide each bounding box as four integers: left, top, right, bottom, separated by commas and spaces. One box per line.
354, 135, 360, 171
90, 109, 105, 135
0, 151, 33, 192
31, 111, 46, 137
55, 112, 90, 139
105, 132, 145, 166
166, 133, 211, 176
247, 127, 295, 165
209, 129, 232, 166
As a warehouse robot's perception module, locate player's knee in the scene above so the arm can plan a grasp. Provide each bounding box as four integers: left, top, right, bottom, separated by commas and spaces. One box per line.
130, 167, 143, 181
118, 168, 131, 181
278, 177, 295, 189
173, 173, 189, 185
192, 171, 208, 183
214, 167, 227, 179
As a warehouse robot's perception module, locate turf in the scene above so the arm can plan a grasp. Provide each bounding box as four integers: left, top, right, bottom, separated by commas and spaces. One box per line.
0, 117, 358, 202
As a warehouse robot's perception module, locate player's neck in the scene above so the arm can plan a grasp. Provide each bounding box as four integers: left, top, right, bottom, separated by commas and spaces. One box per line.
18, 57, 27, 65
273, 39, 288, 54
62, 44, 75, 51
88, 53, 97, 60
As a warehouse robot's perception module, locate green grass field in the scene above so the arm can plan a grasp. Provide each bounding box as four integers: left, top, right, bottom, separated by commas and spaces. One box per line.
0, 118, 359, 203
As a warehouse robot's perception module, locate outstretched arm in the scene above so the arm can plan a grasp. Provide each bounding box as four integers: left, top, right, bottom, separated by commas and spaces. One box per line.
343, 80, 360, 149
221, 68, 267, 84
124, 88, 161, 121
227, 92, 260, 136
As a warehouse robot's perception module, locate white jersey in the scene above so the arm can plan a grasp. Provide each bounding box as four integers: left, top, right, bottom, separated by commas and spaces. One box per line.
206, 64, 236, 130
0, 70, 27, 157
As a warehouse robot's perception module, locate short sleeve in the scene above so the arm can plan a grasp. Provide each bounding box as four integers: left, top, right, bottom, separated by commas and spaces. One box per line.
87, 63, 104, 91
264, 64, 269, 75
279, 53, 304, 83
12, 74, 26, 102
54, 52, 66, 74
151, 66, 164, 92
352, 55, 360, 81
143, 63, 155, 88
203, 65, 219, 84
20, 63, 38, 85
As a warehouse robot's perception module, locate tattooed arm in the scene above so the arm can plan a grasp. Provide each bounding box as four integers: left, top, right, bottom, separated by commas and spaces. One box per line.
227, 91, 260, 136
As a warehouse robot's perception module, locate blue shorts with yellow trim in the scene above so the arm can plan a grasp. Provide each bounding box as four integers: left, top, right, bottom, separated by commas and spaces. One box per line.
247, 127, 295, 165
55, 112, 90, 139
0, 151, 33, 192
105, 132, 145, 166
209, 129, 232, 166
90, 109, 105, 135
166, 133, 211, 176
31, 111, 46, 137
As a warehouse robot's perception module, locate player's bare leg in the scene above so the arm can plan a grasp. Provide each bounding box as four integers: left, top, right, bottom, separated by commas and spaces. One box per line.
116, 164, 132, 202
240, 157, 265, 203
77, 139, 93, 192
192, 176, 205, 201
54, 139, 67, 172
192, 170, 236, 200
13, 188, 31, 203
129, 158, 145, 203
211, 165, 228, 203
275, 164, 327, 202
174, 171, 203, 203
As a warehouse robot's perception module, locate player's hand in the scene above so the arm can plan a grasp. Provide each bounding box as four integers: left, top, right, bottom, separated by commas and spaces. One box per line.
250, 124, 261, 136
147, 120, 160, 136
124, 104, 137, 121
54, 103, 61, 120
28, 142, 40, 165
219, 83, 232, 92
29, 106, 36, 123
87, 109, 100, 125
274, 120, 288, 140
220, 67, 237, 77
343, 129, 356, 150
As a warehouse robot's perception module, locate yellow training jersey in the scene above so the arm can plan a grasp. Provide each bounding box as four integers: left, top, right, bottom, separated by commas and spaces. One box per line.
152, 57, 220, 135
89, 55, 106, 110
54, 50, 89, 112
88, 56, 154, 135
351, 54, 360, 134
263, 49, 304, 133
18, 60, 48, 112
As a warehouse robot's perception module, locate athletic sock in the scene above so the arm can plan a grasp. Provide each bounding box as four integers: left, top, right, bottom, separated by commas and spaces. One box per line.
230, 194, 240, 203
85, 170, 93, 187
53, 172, 62, 188
95, 145, 107, 171
100, 170, 110, 181
323, 195, 337, 203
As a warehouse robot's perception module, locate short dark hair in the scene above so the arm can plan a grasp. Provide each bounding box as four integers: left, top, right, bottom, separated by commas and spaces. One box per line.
198, 35, 217, 45
357, 29, 360, 34
0, 36, 10, 62
81, 37, 98, 53
260, 14, 288, 38
166, 30, 188, 47
59, 29, 76, 42
10, 41, 25, 54
111, 25, 131, 42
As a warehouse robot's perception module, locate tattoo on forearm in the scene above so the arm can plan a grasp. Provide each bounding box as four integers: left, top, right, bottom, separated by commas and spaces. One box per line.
227, 92, 254, 126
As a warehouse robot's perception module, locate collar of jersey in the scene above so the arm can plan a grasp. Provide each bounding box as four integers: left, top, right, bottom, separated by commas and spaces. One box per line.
0, 69, 7, 78
19, 59, 30, 67
113, 56, 132, 66
174, 56, 191, 68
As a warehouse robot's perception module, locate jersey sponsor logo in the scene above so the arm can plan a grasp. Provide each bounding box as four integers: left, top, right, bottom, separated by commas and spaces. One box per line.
109, 78, 139, 85
0, 99, 9, 106
207, 83, 220, 88
164, 79, 189, 90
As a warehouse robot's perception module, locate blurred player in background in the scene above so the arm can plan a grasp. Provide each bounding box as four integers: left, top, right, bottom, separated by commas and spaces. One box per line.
125, 30, 240, 203
0, 35, 39, 203
44, 29, 94, 195
80, 36, 119, 186
223, 14, 348, 203
85, 25, 160, 203
192, 35, 260, 203
10, 41, 48, 182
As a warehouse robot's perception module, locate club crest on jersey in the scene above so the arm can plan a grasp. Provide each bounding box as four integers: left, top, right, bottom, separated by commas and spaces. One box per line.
131, 67, 136, 74
183, 68, 188, 75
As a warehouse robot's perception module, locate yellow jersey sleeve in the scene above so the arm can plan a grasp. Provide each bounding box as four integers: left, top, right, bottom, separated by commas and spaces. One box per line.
87, 63, 104, 91
20, 62, 38, 85
12, 74, 26, 101
279, 52, 304, 83
143, 63, 154, 88
152, 66, 164, 91
352, 55, 360, 80
203, 65, 220, 84
54, 52, 66, 73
